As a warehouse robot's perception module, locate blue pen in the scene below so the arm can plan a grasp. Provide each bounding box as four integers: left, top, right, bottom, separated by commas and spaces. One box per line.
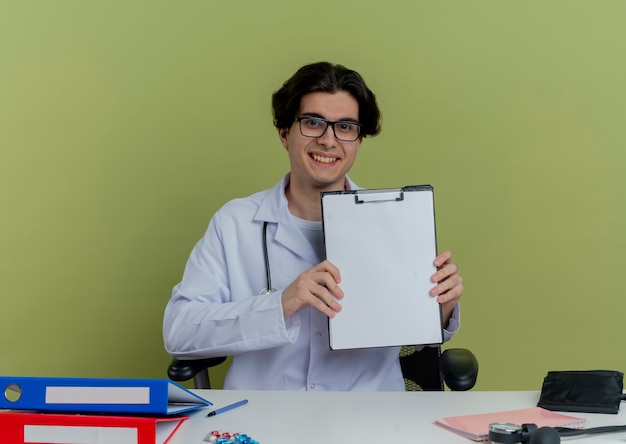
206, 399, 249, 417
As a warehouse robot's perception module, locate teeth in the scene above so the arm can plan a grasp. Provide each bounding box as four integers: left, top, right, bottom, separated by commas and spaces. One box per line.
313, 154, 337, 163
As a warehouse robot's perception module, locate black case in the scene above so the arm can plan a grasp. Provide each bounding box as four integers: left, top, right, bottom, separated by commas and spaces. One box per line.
537, 370, 624, 414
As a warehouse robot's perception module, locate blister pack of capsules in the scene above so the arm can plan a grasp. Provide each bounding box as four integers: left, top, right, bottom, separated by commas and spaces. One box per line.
204, 430, 260, 444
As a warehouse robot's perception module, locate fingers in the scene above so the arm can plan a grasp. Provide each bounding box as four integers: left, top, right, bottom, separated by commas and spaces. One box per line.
308, 281, 343, 318
322, 260, 343, 289
431, 261, 458, 286
433, 249, 452, 268
430, 251, 463, 305
430, 263, 463, 331
431, 273, 464, 304
282, 260, 344, 318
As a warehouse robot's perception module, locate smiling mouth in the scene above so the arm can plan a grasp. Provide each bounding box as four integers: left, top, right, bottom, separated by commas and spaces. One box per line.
312, 154, 337, 164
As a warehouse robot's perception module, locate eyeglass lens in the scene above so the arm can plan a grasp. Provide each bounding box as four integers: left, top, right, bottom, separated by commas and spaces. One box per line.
298, 117, 360, 142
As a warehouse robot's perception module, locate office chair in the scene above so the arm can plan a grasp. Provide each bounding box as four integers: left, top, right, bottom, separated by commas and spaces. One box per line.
168, 346, 478, 391
399, 346, 478, 391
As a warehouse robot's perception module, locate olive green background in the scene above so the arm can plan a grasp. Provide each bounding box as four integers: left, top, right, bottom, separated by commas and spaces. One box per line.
1, 1, 624, 391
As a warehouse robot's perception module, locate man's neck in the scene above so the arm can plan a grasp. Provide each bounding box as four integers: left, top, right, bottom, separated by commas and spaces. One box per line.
286, 177, 347, 222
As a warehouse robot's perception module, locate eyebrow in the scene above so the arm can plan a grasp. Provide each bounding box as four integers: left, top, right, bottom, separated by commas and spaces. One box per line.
300, 112, 360, 124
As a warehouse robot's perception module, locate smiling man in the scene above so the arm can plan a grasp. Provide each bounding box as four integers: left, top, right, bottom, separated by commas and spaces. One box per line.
163, 62, 464, 391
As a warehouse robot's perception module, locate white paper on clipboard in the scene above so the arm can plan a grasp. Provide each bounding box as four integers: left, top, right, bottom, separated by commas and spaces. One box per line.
321, 185, 443, 350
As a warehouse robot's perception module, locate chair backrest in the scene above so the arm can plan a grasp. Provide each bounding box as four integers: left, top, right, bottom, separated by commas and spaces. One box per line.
170, 346, 446, 391
168, 356, 227, 390
399, 345, 444, 391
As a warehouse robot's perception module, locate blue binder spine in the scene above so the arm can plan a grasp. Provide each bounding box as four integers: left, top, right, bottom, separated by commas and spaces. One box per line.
0, 376, 211, 415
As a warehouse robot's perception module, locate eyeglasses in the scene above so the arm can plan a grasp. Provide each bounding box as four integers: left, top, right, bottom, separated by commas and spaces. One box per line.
295, 116, 362, 142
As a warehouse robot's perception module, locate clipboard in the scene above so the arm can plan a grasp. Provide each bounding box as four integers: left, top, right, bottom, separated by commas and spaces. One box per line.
321, 185, 443, 350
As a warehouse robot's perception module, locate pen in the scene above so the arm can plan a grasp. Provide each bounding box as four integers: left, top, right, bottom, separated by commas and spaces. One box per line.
206, 399, 248, 417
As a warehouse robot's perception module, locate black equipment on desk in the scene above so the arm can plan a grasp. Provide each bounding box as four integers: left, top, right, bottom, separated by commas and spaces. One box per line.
488, 422, 626, 444
537, 370, 624, 414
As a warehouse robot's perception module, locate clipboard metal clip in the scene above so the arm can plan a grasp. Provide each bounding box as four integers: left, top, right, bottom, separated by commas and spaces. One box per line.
354, 189, 404, 204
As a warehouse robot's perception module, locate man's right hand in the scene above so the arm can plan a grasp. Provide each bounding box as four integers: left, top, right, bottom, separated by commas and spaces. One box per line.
281, 260, 344, 318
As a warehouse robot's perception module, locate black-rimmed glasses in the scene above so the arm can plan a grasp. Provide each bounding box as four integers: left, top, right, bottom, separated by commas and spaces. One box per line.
295, 116, 362, 142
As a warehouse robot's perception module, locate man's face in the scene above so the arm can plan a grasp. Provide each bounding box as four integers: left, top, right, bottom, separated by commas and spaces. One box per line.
279, 91, 362, 192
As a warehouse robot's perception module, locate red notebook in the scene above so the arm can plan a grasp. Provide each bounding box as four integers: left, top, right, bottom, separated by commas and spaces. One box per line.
435, 407, 587, 441
0, 411, 187, 444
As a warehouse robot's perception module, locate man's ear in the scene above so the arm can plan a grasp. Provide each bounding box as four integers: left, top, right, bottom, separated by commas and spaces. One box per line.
278, 128, 289, 149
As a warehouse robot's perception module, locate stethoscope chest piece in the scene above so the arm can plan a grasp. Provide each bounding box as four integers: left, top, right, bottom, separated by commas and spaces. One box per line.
489, 422, 526, 444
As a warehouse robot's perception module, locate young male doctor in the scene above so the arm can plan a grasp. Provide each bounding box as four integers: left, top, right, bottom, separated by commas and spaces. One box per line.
163, 61, 464, 391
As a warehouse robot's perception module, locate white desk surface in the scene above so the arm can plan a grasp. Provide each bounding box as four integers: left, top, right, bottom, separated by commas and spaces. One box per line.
170, 390, 626, 443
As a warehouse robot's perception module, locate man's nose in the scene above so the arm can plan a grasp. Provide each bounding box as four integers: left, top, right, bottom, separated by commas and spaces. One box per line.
317, 125, 337, 146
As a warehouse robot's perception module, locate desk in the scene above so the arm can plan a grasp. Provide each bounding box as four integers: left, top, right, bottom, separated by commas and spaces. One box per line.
169, 390, 626, 443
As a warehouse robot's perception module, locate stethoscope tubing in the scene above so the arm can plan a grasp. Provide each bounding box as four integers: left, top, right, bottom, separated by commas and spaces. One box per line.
261, 221, 273, 294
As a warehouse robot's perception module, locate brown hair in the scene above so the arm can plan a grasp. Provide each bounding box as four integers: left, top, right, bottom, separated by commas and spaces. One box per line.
272, 62, 381, 137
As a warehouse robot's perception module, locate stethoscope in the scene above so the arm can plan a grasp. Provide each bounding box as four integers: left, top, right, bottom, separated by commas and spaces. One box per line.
260, 221, 277, 294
